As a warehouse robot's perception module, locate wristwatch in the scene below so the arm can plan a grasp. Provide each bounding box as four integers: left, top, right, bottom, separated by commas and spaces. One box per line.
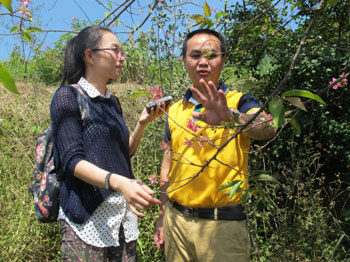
230, 108, 240, 123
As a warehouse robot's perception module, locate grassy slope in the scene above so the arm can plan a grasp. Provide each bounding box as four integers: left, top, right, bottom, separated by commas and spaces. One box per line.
0, 82, 165, 261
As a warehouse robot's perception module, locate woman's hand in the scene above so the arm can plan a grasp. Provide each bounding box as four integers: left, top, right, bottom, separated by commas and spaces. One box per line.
138, 101, 170, 126
114, 176, 161, 217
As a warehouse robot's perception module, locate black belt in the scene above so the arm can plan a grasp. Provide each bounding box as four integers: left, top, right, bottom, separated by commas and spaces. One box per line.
172, 201, 246, 221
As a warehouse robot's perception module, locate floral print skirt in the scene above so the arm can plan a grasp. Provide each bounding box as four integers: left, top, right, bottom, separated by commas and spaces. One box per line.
60, 220, 137, 262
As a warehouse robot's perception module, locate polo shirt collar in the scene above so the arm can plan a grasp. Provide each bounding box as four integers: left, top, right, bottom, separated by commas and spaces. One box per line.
183, 82, 229, 104
78, 77, 112, 98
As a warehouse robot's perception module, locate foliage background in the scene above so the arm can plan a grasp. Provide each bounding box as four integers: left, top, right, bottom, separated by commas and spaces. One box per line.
0, 0, 350, 261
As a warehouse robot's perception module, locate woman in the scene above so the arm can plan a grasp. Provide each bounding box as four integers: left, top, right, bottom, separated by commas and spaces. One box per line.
51, 25, 164, 261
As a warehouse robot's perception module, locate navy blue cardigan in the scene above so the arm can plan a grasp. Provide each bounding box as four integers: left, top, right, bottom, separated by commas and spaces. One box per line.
50, 85, 134, 224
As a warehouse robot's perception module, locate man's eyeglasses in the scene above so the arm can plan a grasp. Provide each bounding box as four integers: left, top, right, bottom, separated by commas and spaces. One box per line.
91, 47, 124, 58
189, 50, 226, 60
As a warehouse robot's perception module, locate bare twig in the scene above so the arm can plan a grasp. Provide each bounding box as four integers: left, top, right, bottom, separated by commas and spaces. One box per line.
239, 0, 282, 33
72, 0, 92, 24
94, 0, 111, 10
98, 0, 131, 26
129, 1, 158, 34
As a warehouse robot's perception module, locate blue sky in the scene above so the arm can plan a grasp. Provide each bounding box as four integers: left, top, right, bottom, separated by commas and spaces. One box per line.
0, 0, 229, 60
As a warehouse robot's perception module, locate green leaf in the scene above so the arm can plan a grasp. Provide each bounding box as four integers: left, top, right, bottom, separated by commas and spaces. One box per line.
257, 55, 277, 76
203, 2, 211, 17
291, 3, 296, 12
190, 14, 205, 23
268, 98, 285, 128
240, 190, 249, 205
27, 27, 43, 33
282, 89, 326, 105
30, 125, 40, 133
0, 63, 19, 94
239, 79, 260, 92
10, 26, 18, 33
290, 119, 301, 132
115, 19, 120, 28
229, 180, 244, 199
215, 11, 225, 20
250, 174, 280, 185
285, 97, 307, 111
0, 0, 13, 13
130, 90, 149, 100
217, 179, 242, 192
22, 31, 31, 42
326, 0, 340, 8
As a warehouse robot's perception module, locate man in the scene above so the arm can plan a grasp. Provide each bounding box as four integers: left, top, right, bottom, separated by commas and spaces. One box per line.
153, 29, 276, 262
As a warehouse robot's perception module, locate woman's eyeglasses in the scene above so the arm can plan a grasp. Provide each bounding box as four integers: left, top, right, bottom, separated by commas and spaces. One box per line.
91, 47, 124, 58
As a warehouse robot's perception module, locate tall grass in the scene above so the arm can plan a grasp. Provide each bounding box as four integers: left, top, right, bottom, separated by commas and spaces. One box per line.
0, 80, 349, 261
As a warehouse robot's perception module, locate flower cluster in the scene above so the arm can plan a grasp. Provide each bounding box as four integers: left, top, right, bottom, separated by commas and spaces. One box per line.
187, 118, 201, 133
150, 86, 163, 101
329, 72, 348, 90
183, 134, 210, 148
17, 0, 32, 18
161, 141, 170, 152
147, 176, 158, 185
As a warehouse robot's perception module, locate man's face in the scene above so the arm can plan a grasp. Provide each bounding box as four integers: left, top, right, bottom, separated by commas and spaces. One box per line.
183, 33, 226, 89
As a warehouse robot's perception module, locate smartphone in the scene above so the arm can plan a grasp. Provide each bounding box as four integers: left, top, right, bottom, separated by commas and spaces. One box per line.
146, 95, 173, 113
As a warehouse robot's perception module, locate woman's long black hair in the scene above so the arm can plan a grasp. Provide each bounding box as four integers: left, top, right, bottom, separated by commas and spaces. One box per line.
61, 25, 112, 86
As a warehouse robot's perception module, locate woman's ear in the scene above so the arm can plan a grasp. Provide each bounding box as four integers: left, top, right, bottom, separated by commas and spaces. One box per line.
84, 49, 94, 65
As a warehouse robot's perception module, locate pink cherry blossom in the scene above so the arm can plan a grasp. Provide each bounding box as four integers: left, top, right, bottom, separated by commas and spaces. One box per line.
184, 137, 194, 148
147, 176, 158, 184
17, 6, 31, 18
164, 31, 169, 38
330, 72, 348, 90
187, 118, 201, 133
197, 139, 204, 147
150, 86, 163, 100
340, 72, 348, 86
19, 0, 32, 8
211, 7, 217, 12
161, 141, 170, 152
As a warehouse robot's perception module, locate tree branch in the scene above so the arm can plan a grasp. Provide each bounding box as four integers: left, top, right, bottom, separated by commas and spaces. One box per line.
165, 0, 327, 195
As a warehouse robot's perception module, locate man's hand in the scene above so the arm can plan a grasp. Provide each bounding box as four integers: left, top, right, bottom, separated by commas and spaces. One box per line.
153, 217, 164, 249
190, 79, 231, 125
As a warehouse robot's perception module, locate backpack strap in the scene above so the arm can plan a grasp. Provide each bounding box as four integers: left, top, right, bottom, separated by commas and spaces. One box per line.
69, 84, 90, 122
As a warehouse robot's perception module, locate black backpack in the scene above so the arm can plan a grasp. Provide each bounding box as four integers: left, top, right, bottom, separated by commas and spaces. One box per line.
29, 84, 89, 223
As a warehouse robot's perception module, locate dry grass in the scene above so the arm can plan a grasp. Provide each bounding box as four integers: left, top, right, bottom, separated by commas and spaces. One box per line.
0, 81, 161, 262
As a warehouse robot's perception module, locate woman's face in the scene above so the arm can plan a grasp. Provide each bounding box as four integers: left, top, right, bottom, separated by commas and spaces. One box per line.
89, 31, 125, 81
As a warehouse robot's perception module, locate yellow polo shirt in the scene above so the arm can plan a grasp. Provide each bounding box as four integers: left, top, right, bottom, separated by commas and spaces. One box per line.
165, 86, 259, 208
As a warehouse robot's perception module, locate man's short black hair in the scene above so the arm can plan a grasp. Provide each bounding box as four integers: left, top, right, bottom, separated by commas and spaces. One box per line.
182, 28, 226, 57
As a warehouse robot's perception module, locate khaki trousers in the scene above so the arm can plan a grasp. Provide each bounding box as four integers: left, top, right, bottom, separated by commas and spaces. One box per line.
163, 202, 250, 262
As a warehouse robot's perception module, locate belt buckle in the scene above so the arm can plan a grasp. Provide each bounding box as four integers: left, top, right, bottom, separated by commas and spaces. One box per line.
182, 207, 198, 218
182, 207, 192, 218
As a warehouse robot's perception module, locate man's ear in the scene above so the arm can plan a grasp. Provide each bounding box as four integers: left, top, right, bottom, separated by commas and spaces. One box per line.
221, 56, 226, 70
182, 56, 186, 69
